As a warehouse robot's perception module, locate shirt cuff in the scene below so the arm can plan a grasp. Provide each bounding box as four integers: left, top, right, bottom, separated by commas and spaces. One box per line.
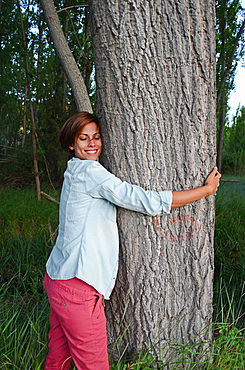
158, 191, 172, 214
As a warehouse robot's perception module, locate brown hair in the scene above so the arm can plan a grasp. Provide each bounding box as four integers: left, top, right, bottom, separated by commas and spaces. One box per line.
59, 112, 100, 155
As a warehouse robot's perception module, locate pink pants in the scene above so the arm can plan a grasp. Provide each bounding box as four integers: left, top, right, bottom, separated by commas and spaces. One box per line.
43, 273, 109, 370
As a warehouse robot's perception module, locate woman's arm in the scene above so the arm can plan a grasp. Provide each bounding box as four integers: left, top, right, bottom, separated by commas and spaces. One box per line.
171, 167, 221, 209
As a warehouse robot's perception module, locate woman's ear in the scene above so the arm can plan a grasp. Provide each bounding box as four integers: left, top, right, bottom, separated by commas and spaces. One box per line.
69, 144, 74, 150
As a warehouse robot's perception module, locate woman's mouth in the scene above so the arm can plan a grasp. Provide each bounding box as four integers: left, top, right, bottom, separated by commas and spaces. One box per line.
85, 150, 97, 154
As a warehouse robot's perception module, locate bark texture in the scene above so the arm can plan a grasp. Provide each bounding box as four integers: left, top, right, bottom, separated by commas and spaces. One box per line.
89, 0, 216, 363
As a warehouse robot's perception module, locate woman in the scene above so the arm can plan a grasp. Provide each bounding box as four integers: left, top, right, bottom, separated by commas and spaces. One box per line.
44, 112, 221, 370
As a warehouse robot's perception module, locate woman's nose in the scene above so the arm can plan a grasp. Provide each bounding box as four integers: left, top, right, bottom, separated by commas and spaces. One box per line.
88, 138, 95, 146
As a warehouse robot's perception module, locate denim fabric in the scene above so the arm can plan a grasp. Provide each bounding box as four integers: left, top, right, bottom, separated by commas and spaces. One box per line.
46, 158, 172, 299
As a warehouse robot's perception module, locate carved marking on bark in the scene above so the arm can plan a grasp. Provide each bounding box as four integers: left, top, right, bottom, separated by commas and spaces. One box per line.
155, 215, 197, 242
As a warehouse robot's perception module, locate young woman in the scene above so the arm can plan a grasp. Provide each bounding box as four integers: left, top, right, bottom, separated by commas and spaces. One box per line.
43, 112, 221, 370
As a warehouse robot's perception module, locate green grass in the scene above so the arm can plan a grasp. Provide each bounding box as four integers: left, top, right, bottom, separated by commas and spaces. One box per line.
0, 181, 244, 369
0, 288, 49, 369
214, 180, 245, 321
0, 188, 59, 369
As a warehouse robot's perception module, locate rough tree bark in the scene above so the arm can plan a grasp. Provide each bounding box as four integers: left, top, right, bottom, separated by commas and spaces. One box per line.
88, 0, 216, 362
39, 0, 92, 113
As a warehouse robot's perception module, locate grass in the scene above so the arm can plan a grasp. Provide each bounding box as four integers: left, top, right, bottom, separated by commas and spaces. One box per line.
214, 179, 245, 321
0, 188, 59, 369
0, 179, 244, 369
1, 289, 49, 369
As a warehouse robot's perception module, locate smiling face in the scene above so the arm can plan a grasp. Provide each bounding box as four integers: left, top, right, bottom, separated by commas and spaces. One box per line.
69, 122, 102, 161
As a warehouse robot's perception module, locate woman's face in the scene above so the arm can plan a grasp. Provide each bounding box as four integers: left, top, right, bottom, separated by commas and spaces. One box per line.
69, 122, 102, 161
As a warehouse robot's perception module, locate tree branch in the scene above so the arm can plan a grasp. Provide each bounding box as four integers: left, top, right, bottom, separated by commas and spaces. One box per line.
57, 4, 88, 14
40, 191, 60, 204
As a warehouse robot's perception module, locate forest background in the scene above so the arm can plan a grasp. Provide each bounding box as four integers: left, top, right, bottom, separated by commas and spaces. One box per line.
0, 0, 244, 185
0, 0, 245, 369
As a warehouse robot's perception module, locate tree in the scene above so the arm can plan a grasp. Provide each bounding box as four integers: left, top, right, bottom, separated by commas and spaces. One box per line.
0, 0, 25, 151
41, 0, 217, 363
39, 0, 92, 113
222, 105, 245, 175
216, 0, 245, 171
216, 1, 245, 106
88, 0, 216, 360
17, 0, 41, 201
0, 0, 95, 185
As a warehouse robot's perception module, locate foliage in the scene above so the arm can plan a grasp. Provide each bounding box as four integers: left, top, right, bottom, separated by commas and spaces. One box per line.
216, 0, 245, 169
222, 105, 245, 175
0, 0, 244, 185
216, 0, 245, 118
0, 0, 94, 185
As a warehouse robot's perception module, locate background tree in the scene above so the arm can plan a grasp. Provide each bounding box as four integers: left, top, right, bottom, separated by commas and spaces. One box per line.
0, 0, 25, 152
216, 0, 245, 171
222, 105, 245, 175
1, 0, 244, 186
0, 0, 95, 185
39, 0, 92, 113
17, 0, 41, 200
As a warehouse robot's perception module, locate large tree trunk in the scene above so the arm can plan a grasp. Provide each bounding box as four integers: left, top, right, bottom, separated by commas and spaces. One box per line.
89, 0, 216, 363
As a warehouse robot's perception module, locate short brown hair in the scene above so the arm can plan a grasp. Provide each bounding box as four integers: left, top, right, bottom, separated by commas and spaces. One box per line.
59, 112, 100, 155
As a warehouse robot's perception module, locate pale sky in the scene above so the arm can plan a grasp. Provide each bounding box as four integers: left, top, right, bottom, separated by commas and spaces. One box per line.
228, 62, 245, 123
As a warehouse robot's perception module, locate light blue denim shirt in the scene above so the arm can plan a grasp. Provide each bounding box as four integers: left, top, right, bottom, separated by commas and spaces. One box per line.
46, 158, 172, 299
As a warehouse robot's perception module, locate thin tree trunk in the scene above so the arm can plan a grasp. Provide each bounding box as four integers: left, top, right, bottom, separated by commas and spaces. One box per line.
17, 0, 41, 201
40, 0, 92, 113
34, 18, 44, 122
22, 81, 28, 148
217, 4, 227, 172
83, 7, 93, 94
62, 2, 69, 113
5, 124, 9, 155
89, 0, 216, 363
217, 89, 226, 171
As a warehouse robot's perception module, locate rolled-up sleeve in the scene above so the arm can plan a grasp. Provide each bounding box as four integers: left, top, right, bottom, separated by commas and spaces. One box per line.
84, 161, 172, 216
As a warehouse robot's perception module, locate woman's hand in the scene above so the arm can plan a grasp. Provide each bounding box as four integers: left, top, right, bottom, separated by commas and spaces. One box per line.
171, 167, 222, 209
205, 167, 222, 195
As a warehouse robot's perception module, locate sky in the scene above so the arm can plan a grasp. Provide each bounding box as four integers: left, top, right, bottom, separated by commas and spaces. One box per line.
228, 0, 245, 123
